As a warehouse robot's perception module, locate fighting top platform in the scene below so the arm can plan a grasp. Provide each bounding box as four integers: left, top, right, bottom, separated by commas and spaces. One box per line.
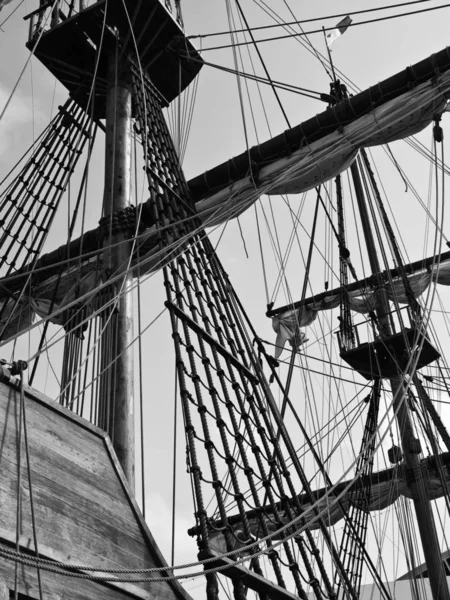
26, 0, 203, 118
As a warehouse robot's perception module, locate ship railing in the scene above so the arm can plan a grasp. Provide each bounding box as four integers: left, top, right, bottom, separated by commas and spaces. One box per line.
25, 0, 90, 42
338, 305, 439, 380
337, 305, 422, 352
26, 0, 183, 43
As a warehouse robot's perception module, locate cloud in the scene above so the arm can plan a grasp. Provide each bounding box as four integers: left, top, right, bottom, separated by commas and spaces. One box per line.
0, 84, 46, 159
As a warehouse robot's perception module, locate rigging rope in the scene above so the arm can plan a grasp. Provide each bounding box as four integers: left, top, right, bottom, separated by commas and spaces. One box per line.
189, 0, 439, 39
196, 3, 450, 52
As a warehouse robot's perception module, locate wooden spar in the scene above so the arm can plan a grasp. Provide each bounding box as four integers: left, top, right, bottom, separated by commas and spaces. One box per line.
100, 48, 135, 491
350, 157, 450, 600
268, 249, 450, 317
188, 46, 450, 203
1, 221, 449, 308
198, 552, 299, 600
3, 39, 450, 303
187, 451, 450, 536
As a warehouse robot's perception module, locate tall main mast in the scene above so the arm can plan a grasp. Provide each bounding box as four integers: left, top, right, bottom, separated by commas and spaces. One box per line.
0, 5, 207, 599
25, 0, 203, 483
100, 52, 135, 487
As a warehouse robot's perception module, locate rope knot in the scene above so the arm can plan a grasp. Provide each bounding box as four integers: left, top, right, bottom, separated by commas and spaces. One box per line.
10, 360, 28, 376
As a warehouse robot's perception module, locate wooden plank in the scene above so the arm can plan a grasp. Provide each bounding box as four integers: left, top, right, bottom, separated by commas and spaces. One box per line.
0, 378, 193, 600
0, 547, 137, 600
0, 455, 157, 574
0, 577, 7, 600
0, 428, 156, 571
2, 374, 107, 440
0, 531, 153, 599
103, 435, 191, 600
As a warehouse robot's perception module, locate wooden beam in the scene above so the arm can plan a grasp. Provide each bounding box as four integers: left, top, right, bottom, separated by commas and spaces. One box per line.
199, 552, 299, 600
268, 250, 450, 317
100, 54, 135, 490
0, 377, 193, 600
165, 301, 259, 385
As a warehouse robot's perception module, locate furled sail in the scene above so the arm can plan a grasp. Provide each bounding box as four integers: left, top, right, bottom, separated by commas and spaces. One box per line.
207, 452, 450, 553
2, 49, 450, 343
0, 265, 102, 343
271, 252, 450, 358
189, 47, 450, 227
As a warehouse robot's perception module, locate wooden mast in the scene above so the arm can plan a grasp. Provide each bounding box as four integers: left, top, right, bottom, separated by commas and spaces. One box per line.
100, 46, 135, 490
350, 158, 450, 600
23, 0, 202, 490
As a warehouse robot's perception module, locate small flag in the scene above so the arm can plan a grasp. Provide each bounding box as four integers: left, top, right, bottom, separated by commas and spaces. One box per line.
326, 15, 352, 47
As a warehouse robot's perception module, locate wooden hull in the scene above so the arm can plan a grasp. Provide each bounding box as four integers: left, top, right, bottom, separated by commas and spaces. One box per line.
0, 373, 191, 600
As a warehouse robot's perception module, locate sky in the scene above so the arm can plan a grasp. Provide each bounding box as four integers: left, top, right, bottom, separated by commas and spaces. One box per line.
2, 0, 450, 597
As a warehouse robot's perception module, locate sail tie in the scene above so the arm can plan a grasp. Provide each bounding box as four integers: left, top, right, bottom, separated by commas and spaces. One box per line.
98, 205, 138, 241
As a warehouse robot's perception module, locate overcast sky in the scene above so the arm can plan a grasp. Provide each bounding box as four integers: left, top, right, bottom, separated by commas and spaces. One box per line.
1, 1, 450, 596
